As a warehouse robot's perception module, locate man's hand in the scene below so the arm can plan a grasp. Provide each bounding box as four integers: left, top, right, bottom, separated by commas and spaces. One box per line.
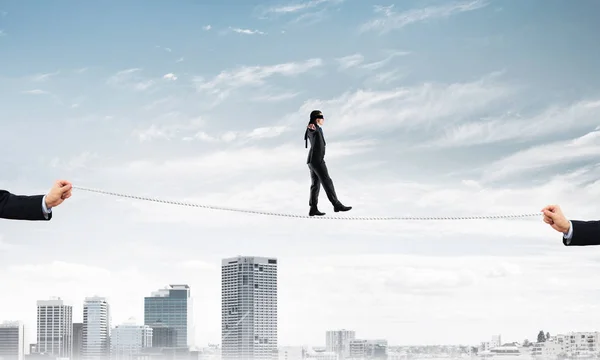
45, 180, 73, 208
307, 124, 316, 130
541, 204, 570, 233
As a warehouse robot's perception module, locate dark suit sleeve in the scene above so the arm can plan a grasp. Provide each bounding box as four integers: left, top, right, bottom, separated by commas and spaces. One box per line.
308, 128, 325, 157
564, 220, 600, 246
0, 190, 51, 221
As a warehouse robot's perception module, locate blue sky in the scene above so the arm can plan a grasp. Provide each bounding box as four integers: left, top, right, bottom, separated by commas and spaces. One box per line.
2, 0, 600, 349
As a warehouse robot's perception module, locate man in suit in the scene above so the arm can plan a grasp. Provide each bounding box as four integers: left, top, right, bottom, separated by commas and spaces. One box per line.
0, 180, 72, 221
304, 110, 352, 216
542, 204, 600, 246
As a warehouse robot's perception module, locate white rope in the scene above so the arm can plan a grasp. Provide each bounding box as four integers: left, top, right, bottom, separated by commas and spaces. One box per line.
72, 185, 541, 221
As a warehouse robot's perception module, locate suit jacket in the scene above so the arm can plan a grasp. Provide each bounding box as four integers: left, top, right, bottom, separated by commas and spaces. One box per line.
304, 126, 326, 164
563, 220, 600, 246
0, 190, 51, 221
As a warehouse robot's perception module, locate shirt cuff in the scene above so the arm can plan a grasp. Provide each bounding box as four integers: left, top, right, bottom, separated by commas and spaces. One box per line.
563, 220, 573, 244
41, 195, 52, 219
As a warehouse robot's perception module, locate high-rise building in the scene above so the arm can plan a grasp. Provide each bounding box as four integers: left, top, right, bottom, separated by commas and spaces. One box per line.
325, 330, 355, 359
73, 323, 84, 360
82, 296, 110, 360
221, 256, 278, 360
110, 319, 152, 360
144, 285, 192, 349
148, 322, 176, 348
36, 298, 73, 358
0, 321, 25, 360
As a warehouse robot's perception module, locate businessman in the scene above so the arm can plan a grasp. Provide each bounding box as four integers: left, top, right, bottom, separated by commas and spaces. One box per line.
542, 204, 600, 246
304, 110, 352, 216
0, 180, 72, 221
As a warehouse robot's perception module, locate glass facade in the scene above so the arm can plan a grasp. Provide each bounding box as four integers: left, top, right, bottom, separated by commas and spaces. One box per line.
144, 285, 191, 348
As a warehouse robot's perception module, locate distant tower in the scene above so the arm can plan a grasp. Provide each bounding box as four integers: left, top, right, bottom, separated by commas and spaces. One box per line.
221, 256, 278, 360
82, 296, 110, 360
36, 298, 73, 358
144, 285, 192, 348
110, 318, 152, 360
0, 321, 25, 360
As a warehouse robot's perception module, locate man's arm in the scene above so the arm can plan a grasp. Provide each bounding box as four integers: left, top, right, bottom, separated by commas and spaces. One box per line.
0, 190, 52, 221
563, 220, 600, 246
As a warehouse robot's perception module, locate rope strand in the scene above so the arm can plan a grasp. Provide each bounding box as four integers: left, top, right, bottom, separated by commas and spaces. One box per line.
72, 185, 541, 221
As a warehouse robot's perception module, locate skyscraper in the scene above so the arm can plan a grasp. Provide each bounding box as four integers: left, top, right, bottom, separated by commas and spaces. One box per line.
0, 321, 24, 360
221, 256, 278, 360
144, 285, 192, 349
325, 330, 355, 359
82, 296, 110, 360
73, 323, 84, 360
110, 319, 152, 360
36, 298, 73, 358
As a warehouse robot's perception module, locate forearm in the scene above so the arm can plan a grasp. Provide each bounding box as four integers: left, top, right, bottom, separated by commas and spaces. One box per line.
0, 191, 51, 221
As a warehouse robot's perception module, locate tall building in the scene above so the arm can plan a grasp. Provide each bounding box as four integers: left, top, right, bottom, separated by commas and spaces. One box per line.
325, 330, 355, 359
144, 285, 192, 349
82, 296, 110, 360
148, 322, 176, 348
36, 298, 73, 358
0, 321, 25, 360
73, 323, 84, 360
221, 256, 278, 360
110, 319, 152, 360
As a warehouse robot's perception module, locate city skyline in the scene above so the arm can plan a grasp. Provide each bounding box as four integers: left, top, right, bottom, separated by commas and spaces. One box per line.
2, 0, 600, 347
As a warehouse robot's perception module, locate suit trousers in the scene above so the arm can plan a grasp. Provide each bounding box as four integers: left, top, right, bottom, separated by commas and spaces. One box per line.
308, 160, 339, 207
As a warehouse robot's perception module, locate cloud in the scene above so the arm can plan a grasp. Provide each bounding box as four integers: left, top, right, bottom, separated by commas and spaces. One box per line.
183, 125, 289, 143
193, 58, 323, 100
134, 115, 204, 142
163, 73, 177, 81
360, 0, 489, 34
481, 129, 600, 182
336, 51, 410, 71
0, 30, 6, 37
21, 89, 48, 95
49, 152, 100, 171
229, 27, 265, 35
426, 99, 600, 148
264, 0, 342, 14
29, 71, 60, 82
336, 54, 364, 70
253, 91, 300, 102
288, 72, 512, 135
203, 25, 211, 30
106, 68, 154, 91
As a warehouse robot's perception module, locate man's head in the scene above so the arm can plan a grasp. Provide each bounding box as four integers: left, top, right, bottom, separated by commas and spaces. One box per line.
310, 110, 324, 126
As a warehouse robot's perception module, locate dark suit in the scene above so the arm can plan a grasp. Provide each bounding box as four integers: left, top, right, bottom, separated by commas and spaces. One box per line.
563, 220, 600, 246
304, 126, 340, 207
0, 190, 51, 221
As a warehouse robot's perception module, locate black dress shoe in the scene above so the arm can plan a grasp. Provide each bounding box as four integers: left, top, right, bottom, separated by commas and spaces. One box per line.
309, 207, 326, 216
334, 204, 352, 212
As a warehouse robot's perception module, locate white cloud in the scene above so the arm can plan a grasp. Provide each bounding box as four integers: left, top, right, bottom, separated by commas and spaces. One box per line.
49, 152, 99, 170
336, 53, 364, 69
29, 71, 60, 82
427, 99, 600, 148
203, 25, 211, 30
253, 91, 300, 102
481, 129, 600, 182
163, 73, 177, 81
229, 27, 265, 35
21, 89, 48, 95
106, 68, 155, 91
193, 58, 323, 99
0, 30, 6, 37
264, 0, 342, 14
289, 72, 512, 134
135, 116, 204, 142
360, 0, 489, 34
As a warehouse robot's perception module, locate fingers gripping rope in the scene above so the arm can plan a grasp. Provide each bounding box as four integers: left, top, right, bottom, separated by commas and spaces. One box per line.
72, 185, 541, 221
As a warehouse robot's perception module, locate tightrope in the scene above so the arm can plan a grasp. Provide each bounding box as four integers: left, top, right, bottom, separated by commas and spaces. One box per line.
72, 185, 541, 221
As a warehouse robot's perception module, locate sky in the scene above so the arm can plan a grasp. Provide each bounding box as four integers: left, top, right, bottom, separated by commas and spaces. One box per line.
2, 0, 600, 349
